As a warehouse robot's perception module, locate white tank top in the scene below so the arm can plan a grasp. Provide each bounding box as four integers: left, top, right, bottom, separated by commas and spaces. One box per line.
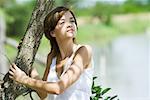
47, 45, 94, 100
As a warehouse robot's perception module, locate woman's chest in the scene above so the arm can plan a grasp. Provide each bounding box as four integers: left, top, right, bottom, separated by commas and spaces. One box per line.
54, 57, 70, 79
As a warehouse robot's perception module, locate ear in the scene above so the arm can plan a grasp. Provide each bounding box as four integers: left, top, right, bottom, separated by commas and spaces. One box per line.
50, 31, 56, 37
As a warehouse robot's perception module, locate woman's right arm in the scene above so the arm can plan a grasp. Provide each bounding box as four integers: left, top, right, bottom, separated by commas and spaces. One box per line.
32, 52, 53, 100
29, 67, 47, 100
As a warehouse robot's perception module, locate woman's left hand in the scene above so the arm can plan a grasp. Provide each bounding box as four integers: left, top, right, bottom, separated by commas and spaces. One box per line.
9, 63, 27, 84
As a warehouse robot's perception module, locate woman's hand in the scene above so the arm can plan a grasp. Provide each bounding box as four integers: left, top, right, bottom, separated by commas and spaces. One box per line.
9, 63, 27, 84
30, 67, 40, 79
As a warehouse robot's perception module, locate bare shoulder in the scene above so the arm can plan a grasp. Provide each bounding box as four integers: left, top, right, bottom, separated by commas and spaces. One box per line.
75, 44, 93, 67
83, 44, 92, 56
78, 44, 92, 56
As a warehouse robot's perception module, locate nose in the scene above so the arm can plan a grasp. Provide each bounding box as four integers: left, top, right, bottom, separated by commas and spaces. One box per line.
66, 22, 72, 28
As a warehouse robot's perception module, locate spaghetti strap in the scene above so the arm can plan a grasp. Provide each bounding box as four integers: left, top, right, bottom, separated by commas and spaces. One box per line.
69, 44, 80, 60
60, 44, 84, 78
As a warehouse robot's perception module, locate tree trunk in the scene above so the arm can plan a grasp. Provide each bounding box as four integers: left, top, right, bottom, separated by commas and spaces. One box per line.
0, 0, 54, 99
5, 37, 46, 65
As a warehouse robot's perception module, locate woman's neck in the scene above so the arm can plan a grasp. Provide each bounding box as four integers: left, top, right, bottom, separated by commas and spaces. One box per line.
56, 39, 76, 60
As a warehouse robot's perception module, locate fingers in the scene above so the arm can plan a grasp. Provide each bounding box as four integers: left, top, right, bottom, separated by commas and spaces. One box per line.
30, 68, 39, 78
9, 63, 17, 79
12, 63, 17, 69
10, 65, 15, 72
9, 71, 14, 80
9, 70, 14, 75
9, 69, 14, 80
9, 75, 13, 79
9, 65, 15, 79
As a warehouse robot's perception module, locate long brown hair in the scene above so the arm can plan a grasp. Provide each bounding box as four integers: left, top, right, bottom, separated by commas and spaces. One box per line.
44, 6, 77, 56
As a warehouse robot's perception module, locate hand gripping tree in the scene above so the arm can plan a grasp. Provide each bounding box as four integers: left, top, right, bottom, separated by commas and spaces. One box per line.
0, 0, 54, 99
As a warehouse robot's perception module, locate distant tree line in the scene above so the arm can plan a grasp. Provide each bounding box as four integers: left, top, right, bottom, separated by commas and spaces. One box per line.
0, 0, 150, 37
76, 0, 150, 25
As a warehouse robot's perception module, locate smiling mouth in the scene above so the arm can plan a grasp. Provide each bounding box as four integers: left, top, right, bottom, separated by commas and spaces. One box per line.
67, 29, 74, 32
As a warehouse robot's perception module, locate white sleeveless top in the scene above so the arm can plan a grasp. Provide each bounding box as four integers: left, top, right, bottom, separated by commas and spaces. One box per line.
47, 45, 94, 100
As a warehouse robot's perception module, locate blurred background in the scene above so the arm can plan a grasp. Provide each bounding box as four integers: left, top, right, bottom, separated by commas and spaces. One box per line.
0, 0, 150, 100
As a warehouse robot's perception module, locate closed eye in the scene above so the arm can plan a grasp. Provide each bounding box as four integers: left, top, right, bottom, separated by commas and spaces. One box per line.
60, 21, 65, 25
70, 17, 75, 23
70, 20, 75, 23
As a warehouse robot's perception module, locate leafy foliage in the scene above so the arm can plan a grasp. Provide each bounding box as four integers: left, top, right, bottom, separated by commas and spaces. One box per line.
3, 0, 36, 37
78, 0, 150, 25
54, 0, 81, 8
90, 77, 119, 100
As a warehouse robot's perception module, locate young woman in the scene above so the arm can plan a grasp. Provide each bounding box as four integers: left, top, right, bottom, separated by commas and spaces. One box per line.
9, 6, 94, 100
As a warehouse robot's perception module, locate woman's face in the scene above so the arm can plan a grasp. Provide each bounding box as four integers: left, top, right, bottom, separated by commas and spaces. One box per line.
52, 11, 77, 40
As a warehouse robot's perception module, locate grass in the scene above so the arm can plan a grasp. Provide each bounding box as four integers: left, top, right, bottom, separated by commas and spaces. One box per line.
76, 13, 150, 46
5, 44, 17, 62
77, 23, 120, 45
112, 15, 150, 34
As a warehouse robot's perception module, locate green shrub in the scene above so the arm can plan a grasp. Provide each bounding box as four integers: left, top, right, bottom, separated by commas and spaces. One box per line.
90, 77, 119, 100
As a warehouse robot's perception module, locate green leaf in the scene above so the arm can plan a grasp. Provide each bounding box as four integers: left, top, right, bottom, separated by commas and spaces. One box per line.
104, 96, 111, 100
110, 95, 118, 100
96, 93, 103, 98
93, 96, 99, 100
101, 88, 111, 95
92, 86, 102, 94
92, 79, 95, 88
93, 76, 97, 80
90, 76, 119, 100
90, 97, 94, 100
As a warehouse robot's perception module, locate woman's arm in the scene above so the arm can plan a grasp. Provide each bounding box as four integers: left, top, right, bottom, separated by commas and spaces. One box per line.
29, 67, 47, 100
9, 45, 92, 95
34, 52, 54, 99
58, 45, 92, 93
9, 63, 63, 94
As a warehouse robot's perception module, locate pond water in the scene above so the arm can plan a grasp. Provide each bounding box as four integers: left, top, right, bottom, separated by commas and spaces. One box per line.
92, 34, 149, 100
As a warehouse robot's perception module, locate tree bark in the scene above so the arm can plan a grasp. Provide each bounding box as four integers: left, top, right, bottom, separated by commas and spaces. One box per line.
0, 0, 54, 99
5, 37, 46, 65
